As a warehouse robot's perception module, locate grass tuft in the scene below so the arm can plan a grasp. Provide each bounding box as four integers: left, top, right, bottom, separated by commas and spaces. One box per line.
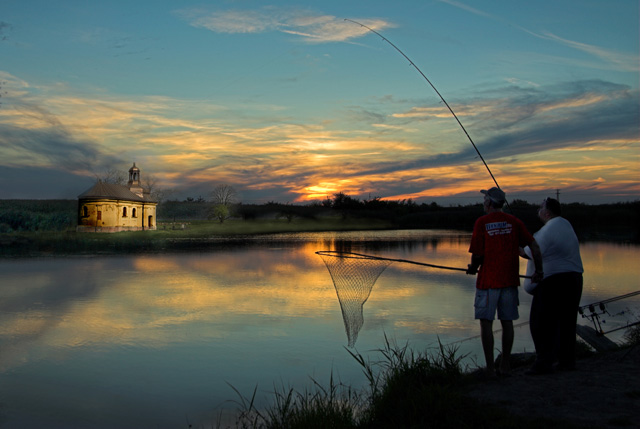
228, 374, 361, 429
350, 335, 470, 428
223, 335, 581, 428
622, 323, 640, 346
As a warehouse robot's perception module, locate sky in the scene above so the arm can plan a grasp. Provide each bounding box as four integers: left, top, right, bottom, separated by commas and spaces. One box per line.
0, 0, 638, 205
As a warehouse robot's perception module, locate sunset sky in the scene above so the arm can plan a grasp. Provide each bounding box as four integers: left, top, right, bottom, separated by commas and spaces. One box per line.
1, 0, 638, 204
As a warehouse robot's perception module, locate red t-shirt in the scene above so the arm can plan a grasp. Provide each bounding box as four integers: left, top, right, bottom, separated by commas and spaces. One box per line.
468, 211, 534, 290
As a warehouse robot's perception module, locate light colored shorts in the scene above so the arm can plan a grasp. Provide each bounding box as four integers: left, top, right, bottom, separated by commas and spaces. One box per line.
474, 286, 519, 321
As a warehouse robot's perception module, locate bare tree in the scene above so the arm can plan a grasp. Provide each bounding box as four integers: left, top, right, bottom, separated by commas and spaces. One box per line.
94, 167, 171, 202
96, 168, 126, 185
141, 172, 171, 202
210, 184, 238, 206
149, 188, 175, 204
142, 172, 158, 194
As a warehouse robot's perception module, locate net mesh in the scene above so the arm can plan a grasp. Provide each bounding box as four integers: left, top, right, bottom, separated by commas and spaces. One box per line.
317, 251, 392, 347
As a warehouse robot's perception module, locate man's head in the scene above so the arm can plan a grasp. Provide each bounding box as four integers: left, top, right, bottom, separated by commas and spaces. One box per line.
538, 197, 561, 222
481, 187, 506, 210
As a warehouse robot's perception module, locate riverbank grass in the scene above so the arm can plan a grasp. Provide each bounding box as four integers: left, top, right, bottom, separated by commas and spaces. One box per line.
226, 337, 580, 429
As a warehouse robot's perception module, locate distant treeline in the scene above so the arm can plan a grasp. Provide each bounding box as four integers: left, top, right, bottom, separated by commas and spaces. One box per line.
0, 197, 638, 242
0, 199, 77, 233
160, 196, 639, 242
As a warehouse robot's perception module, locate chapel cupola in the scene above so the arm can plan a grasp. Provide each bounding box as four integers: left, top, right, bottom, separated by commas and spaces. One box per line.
127, 162, 144, 198
128, 163, 140, 186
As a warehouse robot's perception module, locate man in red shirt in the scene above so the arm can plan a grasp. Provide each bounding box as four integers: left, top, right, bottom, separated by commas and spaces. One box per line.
467, 187, 543, 376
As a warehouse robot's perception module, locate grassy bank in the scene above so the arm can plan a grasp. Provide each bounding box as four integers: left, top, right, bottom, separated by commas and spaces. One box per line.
224, 327, 640, 428
0, 218, 395, 257
225, 337, 585, 429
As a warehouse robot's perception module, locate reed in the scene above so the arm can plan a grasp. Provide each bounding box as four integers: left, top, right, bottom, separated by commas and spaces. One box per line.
224, 336, 580, 428
623, 324, 640, 346
230, 375, 362, 429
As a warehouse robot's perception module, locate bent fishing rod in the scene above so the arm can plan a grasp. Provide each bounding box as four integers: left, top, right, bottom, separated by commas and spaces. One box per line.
344, 19, 503, 193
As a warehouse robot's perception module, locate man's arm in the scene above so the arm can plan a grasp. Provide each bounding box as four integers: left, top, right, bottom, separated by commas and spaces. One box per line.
528, 239, 544, 283
467, 254, 484, 275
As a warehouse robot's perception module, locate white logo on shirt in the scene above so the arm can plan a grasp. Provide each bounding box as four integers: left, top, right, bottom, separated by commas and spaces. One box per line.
485, 221, 513, 236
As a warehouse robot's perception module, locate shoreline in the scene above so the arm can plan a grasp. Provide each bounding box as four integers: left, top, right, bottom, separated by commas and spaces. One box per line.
464, 345, 640, 428
1, 218, 637, 259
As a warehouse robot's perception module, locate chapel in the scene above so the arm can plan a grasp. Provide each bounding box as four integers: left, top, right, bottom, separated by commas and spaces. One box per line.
77, 163, 157, 232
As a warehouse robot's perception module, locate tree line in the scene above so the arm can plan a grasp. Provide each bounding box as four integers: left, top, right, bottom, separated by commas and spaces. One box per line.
0, 194, 638, 242
0, 200, 76, 233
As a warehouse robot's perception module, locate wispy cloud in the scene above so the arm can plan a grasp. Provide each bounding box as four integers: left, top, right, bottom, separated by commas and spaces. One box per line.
391, 80, 639, 159
312, 79, 639, 199
436, 0, 493, 18
537, 32, 639, 72
437, 0, 639, 72
176, 7, 394, 43
1, 70, 637, 202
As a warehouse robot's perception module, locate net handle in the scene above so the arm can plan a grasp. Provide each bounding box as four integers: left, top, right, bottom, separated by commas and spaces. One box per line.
316, 250, 531, 279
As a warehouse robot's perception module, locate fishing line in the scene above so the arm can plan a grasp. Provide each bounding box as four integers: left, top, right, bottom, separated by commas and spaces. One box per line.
344, 18, 502, 192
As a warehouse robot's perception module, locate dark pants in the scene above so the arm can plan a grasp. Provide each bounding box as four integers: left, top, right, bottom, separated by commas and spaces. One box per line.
529, 272, 583, 370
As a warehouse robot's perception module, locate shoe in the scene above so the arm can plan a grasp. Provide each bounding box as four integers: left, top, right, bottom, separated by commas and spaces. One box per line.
525, 366, 553, 376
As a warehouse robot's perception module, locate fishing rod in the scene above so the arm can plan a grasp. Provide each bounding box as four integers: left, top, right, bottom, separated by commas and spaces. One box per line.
579, 290, 640, 310
344, 19, 504, 195
445, 290, 640, 346
578, 290, 640, 334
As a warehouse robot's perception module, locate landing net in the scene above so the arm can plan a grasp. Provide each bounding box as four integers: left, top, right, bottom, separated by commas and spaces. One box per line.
317, 251, 393, 347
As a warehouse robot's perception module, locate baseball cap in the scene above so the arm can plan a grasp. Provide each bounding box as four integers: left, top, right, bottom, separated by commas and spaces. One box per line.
481, 187, 506, 204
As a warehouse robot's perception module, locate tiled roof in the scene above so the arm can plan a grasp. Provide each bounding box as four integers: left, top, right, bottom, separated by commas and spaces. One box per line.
78, 181, 153, 202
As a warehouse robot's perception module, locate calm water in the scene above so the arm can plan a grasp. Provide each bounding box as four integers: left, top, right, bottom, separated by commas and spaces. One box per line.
1, 230, 638, 428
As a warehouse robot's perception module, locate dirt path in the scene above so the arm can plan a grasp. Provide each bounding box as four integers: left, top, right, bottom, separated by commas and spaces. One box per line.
464, 346, 640, 428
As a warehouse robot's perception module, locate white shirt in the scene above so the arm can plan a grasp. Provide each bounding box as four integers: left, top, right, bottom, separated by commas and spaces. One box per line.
523, 216, 583, 294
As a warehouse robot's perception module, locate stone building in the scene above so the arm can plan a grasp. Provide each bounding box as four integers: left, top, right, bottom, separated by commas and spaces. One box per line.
77, 163, 157, 232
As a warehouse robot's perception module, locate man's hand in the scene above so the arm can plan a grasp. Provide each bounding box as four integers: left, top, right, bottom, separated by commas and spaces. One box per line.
532, 271, 544, 283
467, 255, 483, 275
466, 264, 478, 275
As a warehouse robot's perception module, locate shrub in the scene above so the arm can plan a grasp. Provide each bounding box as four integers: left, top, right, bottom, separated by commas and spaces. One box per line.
623, 324, 640, 346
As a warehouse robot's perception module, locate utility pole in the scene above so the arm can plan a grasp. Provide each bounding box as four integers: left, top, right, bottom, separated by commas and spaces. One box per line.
556, 189, 561, 202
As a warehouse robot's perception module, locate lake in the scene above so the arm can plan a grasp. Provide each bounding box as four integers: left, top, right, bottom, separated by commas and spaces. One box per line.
1, 230, 638, 428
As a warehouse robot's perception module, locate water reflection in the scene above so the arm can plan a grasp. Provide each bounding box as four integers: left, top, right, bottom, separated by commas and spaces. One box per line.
0, 231, 638, 428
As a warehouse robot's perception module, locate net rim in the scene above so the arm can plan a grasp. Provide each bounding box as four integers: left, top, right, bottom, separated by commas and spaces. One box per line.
315, 250, 386, 261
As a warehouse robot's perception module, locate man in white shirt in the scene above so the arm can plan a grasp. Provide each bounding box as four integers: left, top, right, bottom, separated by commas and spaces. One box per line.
523, 198, 584, 375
